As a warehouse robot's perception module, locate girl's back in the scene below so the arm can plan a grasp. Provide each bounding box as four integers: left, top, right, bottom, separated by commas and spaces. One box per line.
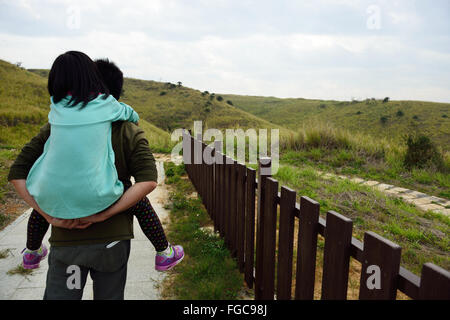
26, 94, 139, 219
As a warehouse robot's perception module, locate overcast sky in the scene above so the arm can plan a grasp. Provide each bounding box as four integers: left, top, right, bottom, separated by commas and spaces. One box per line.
0, 0, 449, 102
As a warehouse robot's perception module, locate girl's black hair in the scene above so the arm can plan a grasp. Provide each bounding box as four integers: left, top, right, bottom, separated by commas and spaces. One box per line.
94, 58, 123, 100
48, 51, 110, 108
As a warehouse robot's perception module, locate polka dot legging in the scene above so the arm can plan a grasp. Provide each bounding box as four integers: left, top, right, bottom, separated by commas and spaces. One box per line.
26, 197, 169, 252
128, 196, 169, 252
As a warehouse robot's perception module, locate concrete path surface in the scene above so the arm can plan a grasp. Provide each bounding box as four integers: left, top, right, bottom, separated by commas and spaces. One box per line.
0, 159, 171, 300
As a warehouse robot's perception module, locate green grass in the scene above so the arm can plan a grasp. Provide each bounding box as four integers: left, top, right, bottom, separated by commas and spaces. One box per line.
7, 264, 33, 276
161, 162, 244, 299
278, 123, 450, 198
0, 249, 11, 259
273, 164, 450, 276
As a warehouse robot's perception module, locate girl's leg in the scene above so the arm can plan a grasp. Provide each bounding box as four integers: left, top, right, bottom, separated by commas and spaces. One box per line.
129, 197, 169, 252
27, 209, 50, 251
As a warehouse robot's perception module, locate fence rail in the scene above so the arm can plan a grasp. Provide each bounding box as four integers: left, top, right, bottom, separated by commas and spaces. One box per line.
181, 131, 450, 300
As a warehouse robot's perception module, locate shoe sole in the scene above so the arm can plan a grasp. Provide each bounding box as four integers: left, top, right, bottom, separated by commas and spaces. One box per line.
155, 252, 185, 272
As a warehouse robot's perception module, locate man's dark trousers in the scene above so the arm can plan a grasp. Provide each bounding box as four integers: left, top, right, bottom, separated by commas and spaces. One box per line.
43, 240, 131, 300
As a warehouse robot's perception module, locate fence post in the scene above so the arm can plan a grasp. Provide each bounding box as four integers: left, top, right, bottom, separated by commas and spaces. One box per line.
276, 186, 296, 300
236, 163, 246, 272
321, 211, 353, 300
182, 130, 191, 177
230, 160, 238, 257
244, 167, 257, 289
359, 231, 402, 300
419, 263, 450, 300
260, 177, 278, 300
224, 156, 231, 248
213, 141, 222, 233
295, 196, 320, 300
219, 153, 226, 238
255, 157, 271, 300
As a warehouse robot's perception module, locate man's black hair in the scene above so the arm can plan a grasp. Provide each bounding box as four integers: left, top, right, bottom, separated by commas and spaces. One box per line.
94, 58, 123, 100
48, 51, 109, 108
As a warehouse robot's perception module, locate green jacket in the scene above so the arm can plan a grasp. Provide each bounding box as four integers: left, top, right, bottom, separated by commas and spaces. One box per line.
8, 121, 158, 246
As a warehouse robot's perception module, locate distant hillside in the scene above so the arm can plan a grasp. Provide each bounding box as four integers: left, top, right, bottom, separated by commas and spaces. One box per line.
222, 94, 450, 151
26, 68, 287, 135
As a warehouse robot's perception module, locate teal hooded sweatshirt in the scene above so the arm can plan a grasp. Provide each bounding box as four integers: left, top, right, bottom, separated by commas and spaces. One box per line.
26, 94, 140, 219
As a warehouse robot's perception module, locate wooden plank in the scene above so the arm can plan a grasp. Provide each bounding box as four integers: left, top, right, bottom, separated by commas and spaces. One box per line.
244, 167, 256, 289
229, 160, 238, 256
224, 157, 231, 247
359, 231, 402, 300
321, 211, 353, 300
219, 154, 226, 238
255, 157, 272, 300
295, 196, 320, 300
260, 177, 279, 300
419, 263, 450, 300
236, 163, 246, 272
276, 186, 296, 300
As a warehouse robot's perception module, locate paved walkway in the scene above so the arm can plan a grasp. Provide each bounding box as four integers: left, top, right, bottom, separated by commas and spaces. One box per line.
0, 159, 170, 300
316, 170, 450, 216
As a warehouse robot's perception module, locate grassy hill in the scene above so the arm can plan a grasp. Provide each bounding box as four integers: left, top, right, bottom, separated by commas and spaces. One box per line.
221, 94, 450, 151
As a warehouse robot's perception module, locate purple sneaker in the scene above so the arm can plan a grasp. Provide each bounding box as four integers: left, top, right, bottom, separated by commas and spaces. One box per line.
22, 244, 48, 269
155, 244, 184, 271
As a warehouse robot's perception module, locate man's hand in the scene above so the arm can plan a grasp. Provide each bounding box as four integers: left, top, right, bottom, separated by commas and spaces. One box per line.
79, 211, 108, 224
46, 217, 92, 229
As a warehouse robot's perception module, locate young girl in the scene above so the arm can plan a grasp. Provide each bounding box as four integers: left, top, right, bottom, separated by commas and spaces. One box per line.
20, 52, 183, 271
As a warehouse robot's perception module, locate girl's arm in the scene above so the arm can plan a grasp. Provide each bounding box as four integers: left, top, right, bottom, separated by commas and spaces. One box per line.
109, 101, 140, 124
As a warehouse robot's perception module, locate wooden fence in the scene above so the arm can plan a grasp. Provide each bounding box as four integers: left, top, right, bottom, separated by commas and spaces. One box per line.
181, 131, 450, 300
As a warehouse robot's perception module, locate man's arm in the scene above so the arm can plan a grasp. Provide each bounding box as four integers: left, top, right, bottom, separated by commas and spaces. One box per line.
79, 181, 156, 223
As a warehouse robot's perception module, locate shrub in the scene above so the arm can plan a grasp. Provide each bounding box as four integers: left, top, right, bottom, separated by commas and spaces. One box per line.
356, 111, 362, 115
443, 114, 448, 118
396, 110, 404, 117
160, 91, 167, 96
403, 134, 444, 170
383, 97, 390, 103
319, 103, 326, 109
380, 116, 388, 124
216, 96, 223, 101
413, 115, 419, 120
226, 100, 233, 105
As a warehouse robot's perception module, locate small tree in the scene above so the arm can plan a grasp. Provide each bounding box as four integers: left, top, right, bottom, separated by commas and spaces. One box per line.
404, 134, 444, 170
383, 97, 390, 103
177, 81, 182, 87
